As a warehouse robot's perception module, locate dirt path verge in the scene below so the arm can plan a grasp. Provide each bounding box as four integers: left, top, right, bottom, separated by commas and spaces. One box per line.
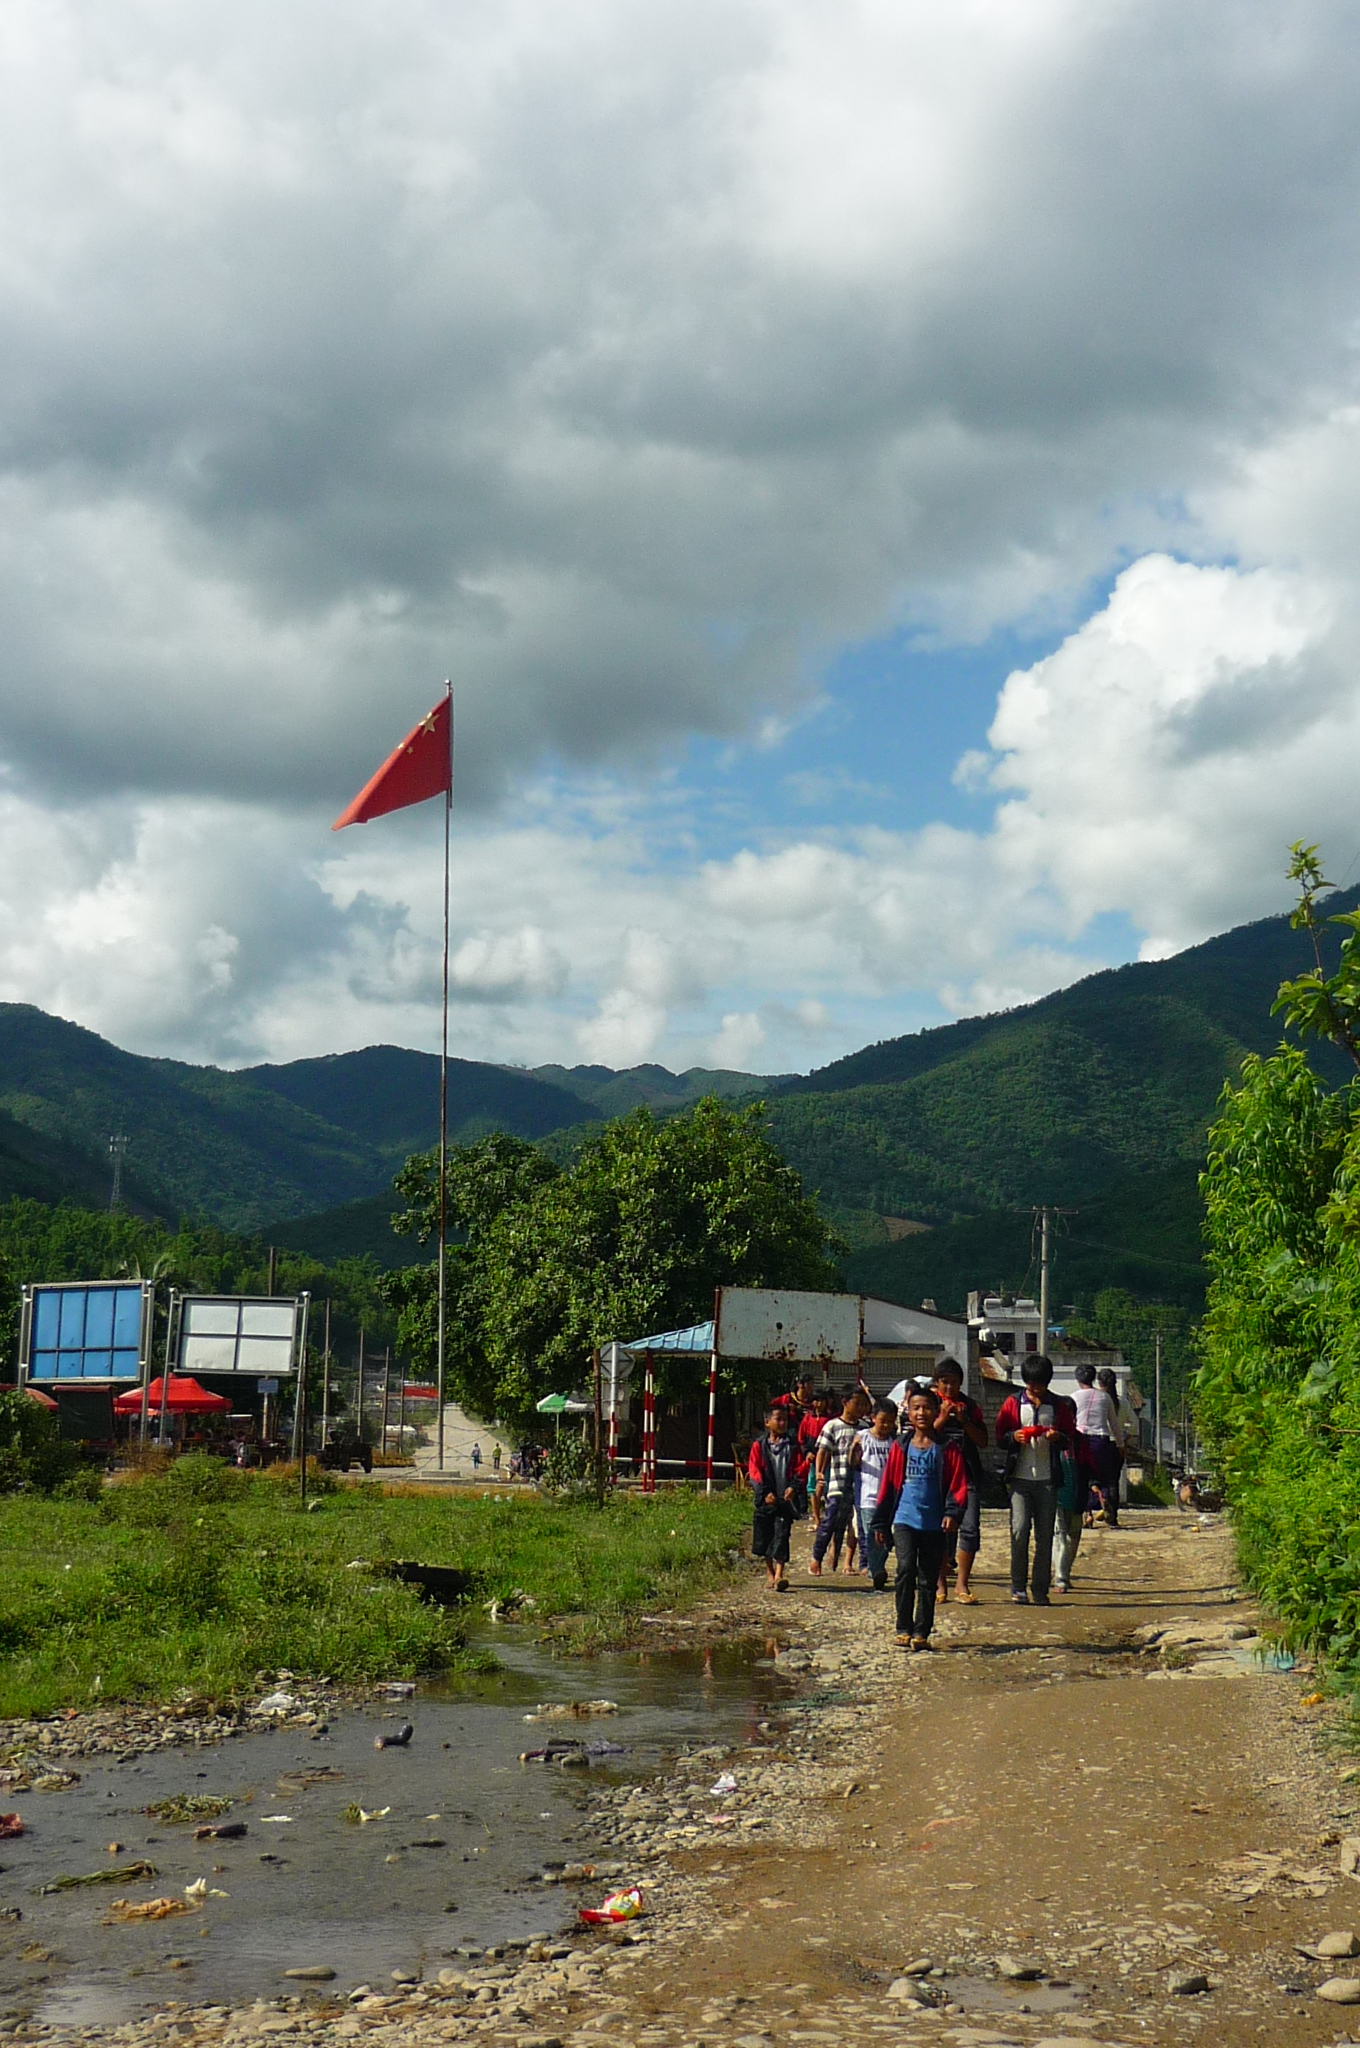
24, 1505, 1360, 2048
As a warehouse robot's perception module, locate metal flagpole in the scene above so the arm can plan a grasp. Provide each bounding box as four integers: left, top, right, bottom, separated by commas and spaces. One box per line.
437, 681, 453, 1472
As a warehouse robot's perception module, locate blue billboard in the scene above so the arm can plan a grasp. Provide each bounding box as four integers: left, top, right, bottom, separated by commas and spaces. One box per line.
21, 1281, 152, 1383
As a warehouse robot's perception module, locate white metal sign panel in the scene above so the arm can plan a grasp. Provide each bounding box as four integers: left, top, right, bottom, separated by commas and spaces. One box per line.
178, 1296, 301, 1377
715, 1287, 861, 1365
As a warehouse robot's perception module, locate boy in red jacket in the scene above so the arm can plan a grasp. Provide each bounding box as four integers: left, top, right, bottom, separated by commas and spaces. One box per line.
869, 1387, 967, 1649
995, 1356, 1077, 1606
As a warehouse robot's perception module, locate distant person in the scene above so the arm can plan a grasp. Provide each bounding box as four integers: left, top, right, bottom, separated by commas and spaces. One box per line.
1072, 1362, 1118, 1526
870, 1386, 966, 1649
1097, 1368, 1129, 1525
856, 1398, 899, 1589
809, 1386, 868, 1577
932, 1360, 987, 1605
471, 1441, 482, 1472
996, 1357, 1075, 1606
748, 1402, 805, 1591
492, 1444, 502, 1474
774, 1375, 816, 1423
795, 1387, 834, 1517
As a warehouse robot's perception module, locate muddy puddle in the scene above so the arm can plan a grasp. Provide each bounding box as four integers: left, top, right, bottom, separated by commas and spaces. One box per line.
4, 1637, 792, 2030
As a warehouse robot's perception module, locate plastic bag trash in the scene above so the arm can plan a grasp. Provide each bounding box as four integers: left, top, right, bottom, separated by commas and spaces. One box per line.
579, 1886, 643, 1925
194, 1821, 247, 1841
0, 1815, 23, 1839
381, 1682, 416, 1698
260, 1815, 293, 1824
585, 1740, 627, 1757
254, 1691, 298, 1715
107, 1896, 192, 1922
374, 1722, 414, 1750
710, 1772, 738, 1796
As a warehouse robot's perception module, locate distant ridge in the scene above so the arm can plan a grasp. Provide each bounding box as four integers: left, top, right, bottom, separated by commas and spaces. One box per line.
0, 886, 1349, 1258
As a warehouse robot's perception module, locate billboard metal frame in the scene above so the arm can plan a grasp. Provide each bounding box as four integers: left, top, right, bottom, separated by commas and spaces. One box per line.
18, 1280, 155, 1388
713, 1286, 863, 1368
170, 1294, 307, 1380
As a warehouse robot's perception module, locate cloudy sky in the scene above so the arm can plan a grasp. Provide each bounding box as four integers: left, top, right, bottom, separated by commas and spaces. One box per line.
4, 0, 1360, 1076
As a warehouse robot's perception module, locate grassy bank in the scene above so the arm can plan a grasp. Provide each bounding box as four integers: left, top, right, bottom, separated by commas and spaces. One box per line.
0, 1461, 750, 1719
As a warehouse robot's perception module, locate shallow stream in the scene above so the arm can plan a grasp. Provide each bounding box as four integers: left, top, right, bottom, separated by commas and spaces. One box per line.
3, 1637, 791, 2031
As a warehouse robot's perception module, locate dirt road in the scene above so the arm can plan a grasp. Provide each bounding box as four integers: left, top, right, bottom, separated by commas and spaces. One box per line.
40, 1504, 1360, 2048
558, 1505, 1360, 2048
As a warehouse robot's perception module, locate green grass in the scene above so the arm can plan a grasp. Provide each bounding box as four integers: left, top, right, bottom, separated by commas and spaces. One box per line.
0, 1460, 750, 1719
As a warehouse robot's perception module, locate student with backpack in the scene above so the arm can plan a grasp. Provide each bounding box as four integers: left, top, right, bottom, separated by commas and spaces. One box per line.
995, 1357, 1076, 1606
932, 1359, 987, 1605
869, 1386, 968, 1649
747, 1402, 806, 1592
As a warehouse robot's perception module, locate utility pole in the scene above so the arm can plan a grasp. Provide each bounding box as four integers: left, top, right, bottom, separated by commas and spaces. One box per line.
381, 1348, 392, 1458
1154, 1328, 1162, 1468
357, 1326, 366, 1447
1038, 1205, 1051, 1354
108, 1134, 128, 1211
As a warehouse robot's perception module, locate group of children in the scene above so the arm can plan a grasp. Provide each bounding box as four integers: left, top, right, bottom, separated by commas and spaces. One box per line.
747, 1352, 1117, 1647
746, 1359, 988, 1649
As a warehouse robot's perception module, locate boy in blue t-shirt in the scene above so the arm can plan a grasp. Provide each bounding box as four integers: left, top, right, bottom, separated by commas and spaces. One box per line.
870, 1387, 968, 1650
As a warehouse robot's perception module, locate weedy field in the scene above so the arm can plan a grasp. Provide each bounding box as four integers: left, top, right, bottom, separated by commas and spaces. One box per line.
0, 1459, 749, 1717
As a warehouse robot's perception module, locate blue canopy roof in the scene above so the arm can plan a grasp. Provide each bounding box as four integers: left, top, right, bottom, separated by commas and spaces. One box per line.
622, 1319, 715, 1354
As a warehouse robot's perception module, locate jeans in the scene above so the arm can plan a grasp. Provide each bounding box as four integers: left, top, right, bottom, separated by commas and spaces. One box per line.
1052, 1502, 1083, 1586
893, 1524, 946, 1637
1008, 1479, 1057, 1599
861, 1516, 890, 1586
942, 1487, 982, 1574
812, 1490, 855, 1564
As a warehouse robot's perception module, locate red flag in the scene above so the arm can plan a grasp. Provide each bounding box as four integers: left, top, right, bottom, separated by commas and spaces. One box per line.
332, 692, 452, 829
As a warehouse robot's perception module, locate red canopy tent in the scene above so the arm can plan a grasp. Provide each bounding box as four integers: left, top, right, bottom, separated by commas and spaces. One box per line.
113, 1376, 233, 1417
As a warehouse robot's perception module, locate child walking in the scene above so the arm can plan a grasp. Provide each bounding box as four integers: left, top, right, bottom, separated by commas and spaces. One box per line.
748, 1402, 805, 1591
869, 1386, 967, 1649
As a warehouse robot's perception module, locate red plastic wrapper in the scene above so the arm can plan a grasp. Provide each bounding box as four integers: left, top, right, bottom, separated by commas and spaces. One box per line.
579, 1886, 643, 1925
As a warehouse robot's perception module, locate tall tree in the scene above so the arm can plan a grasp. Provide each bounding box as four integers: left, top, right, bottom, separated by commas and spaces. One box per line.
384, 1099, 845, 1421
1197, 843, 1360, 1657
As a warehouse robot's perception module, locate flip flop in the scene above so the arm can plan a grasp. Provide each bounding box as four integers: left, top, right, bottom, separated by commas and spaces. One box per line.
955, 1590, 979, 1604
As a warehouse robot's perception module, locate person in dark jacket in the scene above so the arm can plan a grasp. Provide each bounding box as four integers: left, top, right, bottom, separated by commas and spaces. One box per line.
995, 1356, 1076, 1607
932, 1359, 987, 1605
747, 1403, 807, 1591
871, 1387, 968, 1649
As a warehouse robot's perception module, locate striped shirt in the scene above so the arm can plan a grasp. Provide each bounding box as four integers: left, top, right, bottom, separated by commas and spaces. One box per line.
817, 1418, 860, 1499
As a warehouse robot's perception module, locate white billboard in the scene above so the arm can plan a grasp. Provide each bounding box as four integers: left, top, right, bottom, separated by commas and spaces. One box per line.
176, 1296, 303, 1377
714, 1287, 861, 1366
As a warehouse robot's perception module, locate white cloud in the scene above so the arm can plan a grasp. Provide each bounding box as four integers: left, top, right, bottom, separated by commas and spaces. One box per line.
1, 3, 1360, 1074
0, 539, 1356, 1075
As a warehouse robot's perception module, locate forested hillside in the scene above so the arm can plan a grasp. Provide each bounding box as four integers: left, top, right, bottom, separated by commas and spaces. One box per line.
0, 887, 1350, 1252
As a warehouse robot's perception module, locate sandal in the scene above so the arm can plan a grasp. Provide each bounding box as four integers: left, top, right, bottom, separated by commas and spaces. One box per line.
955, 1590, 979, 1604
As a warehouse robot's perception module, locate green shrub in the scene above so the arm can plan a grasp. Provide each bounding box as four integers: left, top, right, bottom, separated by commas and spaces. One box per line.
0, 1389, 82, 1494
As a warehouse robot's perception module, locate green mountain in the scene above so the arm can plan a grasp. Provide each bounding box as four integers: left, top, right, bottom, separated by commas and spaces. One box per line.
840, 1160, 1209, 1320
0, 1007, 603, 1233
530, 1062, 788, 1117
0, 886, 1349, 1281
762, 889, 1360, 1228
